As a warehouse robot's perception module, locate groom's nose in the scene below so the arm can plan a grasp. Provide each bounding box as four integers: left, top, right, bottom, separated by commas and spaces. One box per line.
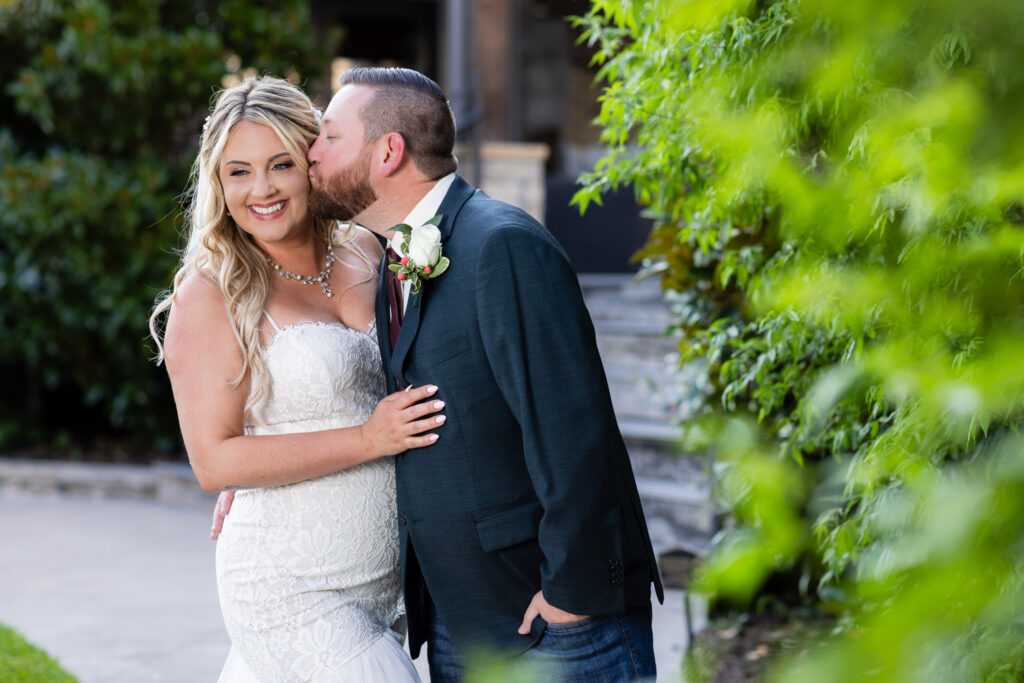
308, 137, 323, 163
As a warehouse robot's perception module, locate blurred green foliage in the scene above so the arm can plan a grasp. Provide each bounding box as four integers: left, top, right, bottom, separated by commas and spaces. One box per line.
0, 0, 334, 452
576, 0, 1024, 679
463, 648, 551, 682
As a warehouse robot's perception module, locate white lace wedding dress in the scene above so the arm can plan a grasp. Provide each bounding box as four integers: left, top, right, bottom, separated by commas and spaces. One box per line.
215, 312, 419, 682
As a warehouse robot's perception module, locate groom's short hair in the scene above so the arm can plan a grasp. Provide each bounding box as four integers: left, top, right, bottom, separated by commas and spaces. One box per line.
339, 67, 458, 180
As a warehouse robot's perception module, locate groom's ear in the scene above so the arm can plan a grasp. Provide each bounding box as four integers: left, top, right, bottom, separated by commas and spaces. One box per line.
377, 132, 407, 177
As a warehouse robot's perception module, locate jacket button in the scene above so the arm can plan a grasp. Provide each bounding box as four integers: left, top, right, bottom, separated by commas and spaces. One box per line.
400, 512, 407, 525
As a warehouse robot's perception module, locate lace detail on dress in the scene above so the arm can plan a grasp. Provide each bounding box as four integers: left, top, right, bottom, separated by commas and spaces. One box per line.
216, 320, 414, 681
250, 319, 380, 429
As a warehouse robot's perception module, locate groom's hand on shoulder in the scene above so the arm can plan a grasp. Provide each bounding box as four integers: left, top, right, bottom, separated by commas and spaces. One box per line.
518, 590, 589, 634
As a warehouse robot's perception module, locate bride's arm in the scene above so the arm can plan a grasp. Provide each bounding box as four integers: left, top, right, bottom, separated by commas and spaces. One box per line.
163, 273, 443, 494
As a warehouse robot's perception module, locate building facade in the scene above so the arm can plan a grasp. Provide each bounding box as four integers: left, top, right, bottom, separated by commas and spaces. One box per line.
310, 0, 653, 273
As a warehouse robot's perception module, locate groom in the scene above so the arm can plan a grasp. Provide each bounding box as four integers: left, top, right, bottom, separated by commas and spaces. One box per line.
308, 67, 663, 680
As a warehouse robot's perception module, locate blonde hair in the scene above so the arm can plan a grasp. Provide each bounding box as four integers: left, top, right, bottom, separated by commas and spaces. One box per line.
150, 76, 374, 420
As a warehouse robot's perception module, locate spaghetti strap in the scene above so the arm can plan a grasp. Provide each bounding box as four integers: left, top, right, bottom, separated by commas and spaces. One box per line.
263, 310, 282, 332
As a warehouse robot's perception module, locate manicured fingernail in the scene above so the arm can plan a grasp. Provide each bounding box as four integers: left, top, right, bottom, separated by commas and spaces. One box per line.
429, 434, 439, 442
405, 385, 413, 392
433, 401, 445, 409
436, 416, 446, 423
427, 385, 438, 393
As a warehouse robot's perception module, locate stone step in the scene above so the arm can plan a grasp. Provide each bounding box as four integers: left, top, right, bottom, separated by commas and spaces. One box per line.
581, 273, 688, 426
628, 446, 715, 557
579, 274, 716, 557
617, 416, 682, 444
579, 274, 673, 333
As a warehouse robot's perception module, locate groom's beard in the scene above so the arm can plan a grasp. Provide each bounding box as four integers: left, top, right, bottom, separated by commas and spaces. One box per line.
309, 151, 377, 222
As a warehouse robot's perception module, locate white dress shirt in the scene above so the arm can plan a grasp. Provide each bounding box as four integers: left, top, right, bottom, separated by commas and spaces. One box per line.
393, 173, 456, 314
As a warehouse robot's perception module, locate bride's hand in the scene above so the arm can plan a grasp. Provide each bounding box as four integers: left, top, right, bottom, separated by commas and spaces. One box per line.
360, 385, 445, 457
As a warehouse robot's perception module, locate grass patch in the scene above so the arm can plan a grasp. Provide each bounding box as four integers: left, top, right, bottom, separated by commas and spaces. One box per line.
0, 623, 76, 682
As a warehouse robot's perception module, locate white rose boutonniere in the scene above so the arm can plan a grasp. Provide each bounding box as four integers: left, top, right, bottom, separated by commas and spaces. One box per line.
388, 214, 450, 295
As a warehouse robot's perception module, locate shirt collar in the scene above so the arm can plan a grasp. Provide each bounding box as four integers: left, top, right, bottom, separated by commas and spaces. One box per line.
400, 173, 456, 231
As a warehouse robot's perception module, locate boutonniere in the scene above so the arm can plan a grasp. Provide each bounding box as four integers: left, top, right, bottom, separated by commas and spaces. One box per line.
388, 214, 450, 295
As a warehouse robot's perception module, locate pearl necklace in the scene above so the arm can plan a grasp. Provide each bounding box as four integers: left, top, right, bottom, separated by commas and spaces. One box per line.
267, 240, 336, 298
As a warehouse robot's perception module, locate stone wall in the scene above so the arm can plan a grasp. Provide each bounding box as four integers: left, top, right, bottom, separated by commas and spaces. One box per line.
0, 459, 215, 509
455, 141, 549, 222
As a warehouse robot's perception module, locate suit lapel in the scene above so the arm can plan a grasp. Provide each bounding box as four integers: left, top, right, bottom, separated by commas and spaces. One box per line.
389, 176, 476, 385
374, 250, 397, 394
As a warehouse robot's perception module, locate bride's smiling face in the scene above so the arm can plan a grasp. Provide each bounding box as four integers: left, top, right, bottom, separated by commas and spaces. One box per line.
218, 120, 312, 245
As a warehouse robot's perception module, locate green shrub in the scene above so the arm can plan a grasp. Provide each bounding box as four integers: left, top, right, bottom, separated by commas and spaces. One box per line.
0, 0, 335, 452
576, 0, 1024, 679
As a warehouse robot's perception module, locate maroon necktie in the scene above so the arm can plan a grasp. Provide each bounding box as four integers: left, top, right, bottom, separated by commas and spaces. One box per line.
386, 248, 404, 350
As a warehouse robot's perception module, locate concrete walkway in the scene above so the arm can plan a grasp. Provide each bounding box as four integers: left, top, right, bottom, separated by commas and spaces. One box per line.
0, 489, 697, 682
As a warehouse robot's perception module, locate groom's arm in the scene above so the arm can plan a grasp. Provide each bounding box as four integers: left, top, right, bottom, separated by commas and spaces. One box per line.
476, 224, 627, 618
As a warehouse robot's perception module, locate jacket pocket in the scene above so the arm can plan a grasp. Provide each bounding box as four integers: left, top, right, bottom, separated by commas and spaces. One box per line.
475, 500, 543, 552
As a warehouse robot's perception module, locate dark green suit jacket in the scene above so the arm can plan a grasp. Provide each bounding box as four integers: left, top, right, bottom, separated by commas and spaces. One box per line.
374, 175, 663, 657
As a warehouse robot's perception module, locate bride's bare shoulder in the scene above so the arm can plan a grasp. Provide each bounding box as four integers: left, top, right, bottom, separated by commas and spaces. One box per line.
173, 269, 223, 311
164, 271, 234, 360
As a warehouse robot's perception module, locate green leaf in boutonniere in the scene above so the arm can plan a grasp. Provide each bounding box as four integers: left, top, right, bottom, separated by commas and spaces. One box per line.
423, 256, 449, 279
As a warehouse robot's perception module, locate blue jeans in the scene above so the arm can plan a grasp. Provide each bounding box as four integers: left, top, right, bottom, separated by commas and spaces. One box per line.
427, 603, 656, 682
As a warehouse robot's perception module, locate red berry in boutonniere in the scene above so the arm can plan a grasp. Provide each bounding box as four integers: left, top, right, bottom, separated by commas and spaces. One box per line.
397, 272, 406, 281
424, 266, 432, 274
401, 257, 409, 266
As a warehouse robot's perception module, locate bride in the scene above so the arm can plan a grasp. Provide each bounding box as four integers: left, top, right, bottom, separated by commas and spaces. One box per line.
149, 76, 443, 681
